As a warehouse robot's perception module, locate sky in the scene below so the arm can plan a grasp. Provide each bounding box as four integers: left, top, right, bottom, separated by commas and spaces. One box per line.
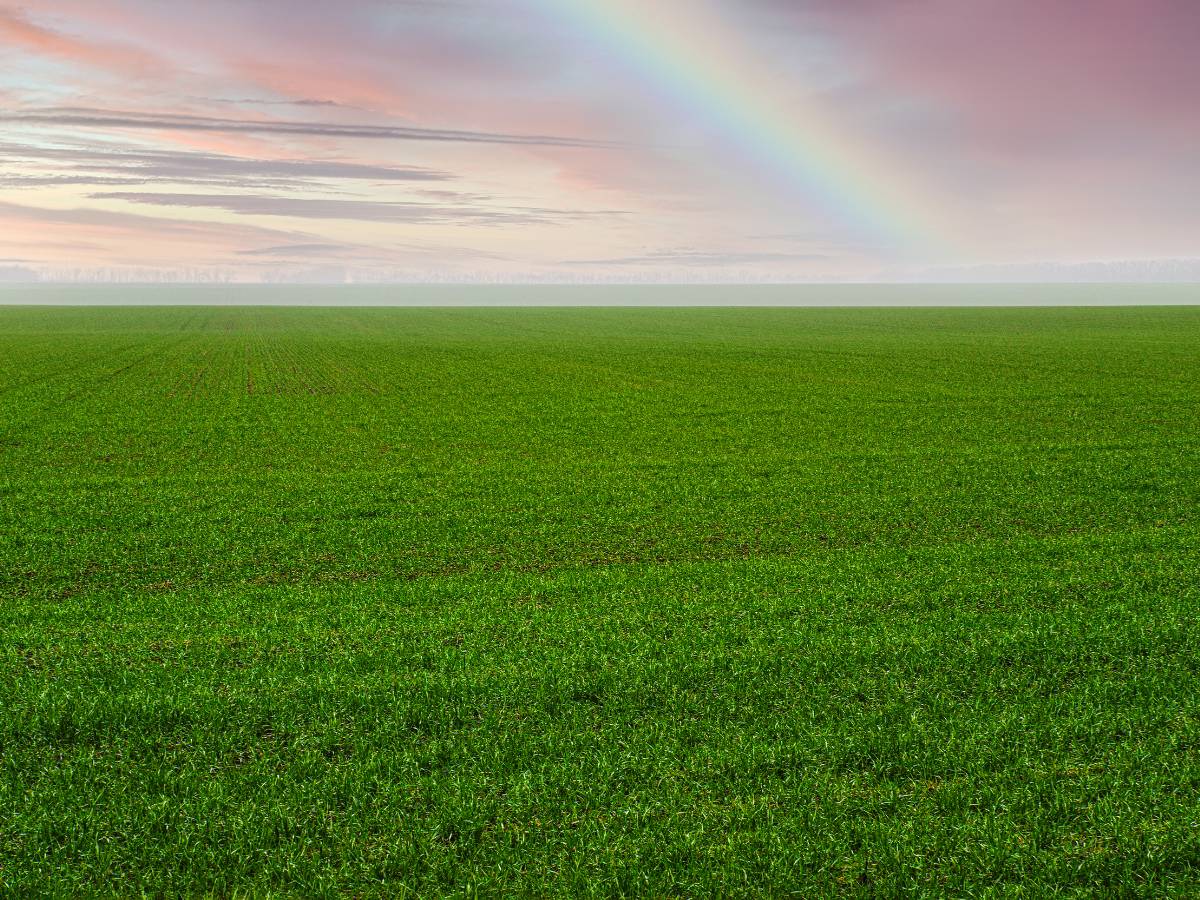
1, 0, 1198, 283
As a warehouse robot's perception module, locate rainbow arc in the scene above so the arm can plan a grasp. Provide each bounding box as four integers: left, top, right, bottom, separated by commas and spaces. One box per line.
545, 0, 953, 253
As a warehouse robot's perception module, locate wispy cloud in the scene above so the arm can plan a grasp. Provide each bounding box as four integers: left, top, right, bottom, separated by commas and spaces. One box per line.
0, 175, 151, 187
0, 141, 452, 189
88, 191, 627, 226
0, 198, 314, 246
197, 97, 365, 110
565, 249, 830, 267
236, 243, 352, 257
6, 108, 622, 149
0, 7, 169, 79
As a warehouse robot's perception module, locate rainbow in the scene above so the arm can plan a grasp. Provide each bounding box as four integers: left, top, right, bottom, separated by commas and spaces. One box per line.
542, 0, 951, 253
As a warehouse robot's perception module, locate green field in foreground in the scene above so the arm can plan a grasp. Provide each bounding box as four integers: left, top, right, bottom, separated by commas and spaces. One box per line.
2, 304, 1199, 896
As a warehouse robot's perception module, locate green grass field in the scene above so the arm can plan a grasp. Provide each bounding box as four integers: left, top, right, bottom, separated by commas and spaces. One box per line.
2, 304, 1199, 896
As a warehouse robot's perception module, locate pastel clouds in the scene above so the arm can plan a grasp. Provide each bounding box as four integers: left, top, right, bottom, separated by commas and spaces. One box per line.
0, 6, 164, 78
2, 0, 1198, 281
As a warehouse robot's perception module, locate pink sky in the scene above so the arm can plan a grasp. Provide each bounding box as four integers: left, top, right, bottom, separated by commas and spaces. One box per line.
2, 0, 1198, 282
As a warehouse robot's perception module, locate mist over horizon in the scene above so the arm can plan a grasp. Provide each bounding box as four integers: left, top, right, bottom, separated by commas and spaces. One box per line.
3, 259, 1200, 289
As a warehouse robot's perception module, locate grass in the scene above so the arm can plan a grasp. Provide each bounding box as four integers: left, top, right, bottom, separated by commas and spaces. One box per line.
2, 303, 1199, 896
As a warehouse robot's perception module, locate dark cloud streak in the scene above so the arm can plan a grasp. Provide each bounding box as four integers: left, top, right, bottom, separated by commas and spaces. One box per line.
0, 140, 454, 191
6, 108, 622, 149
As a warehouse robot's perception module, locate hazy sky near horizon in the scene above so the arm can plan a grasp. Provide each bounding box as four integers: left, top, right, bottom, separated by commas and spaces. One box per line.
2, 0, 1198, 282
